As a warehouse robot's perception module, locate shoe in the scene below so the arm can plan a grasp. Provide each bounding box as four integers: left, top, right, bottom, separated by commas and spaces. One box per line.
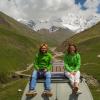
42, 90, 53, 97
76, 89, 82, 94
26, 90, 37, 97
72, 87, 78, 94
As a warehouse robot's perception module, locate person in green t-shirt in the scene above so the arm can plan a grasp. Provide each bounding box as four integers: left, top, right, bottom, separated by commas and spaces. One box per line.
26, 43, 53, 97
64, 43, 81, 94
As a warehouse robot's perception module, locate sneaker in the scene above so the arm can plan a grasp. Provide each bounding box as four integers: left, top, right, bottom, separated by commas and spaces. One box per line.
26, 90, 37, 97
72, 87, 78, 94
76, 89, 82, 94
42, 90, 53, 97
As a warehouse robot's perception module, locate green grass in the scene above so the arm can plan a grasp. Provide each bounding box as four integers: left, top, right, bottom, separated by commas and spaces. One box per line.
0, 79, 27, 100
68, 22, 100, 44
0, 11, 41, 99
0, 12, 41, 83
78, 37, 100, 100
78, 37, 100, 80
0, 28, 39, 83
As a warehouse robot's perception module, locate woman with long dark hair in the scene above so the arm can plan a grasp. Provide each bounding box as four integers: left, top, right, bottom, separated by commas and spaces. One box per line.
64, 43, 81, 94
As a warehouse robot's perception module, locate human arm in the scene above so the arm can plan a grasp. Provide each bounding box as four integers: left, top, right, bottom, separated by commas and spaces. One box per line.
34, 54, 39, 70
74, 53, 81, 72
64, 53, 72, 72
47, 54, 52, 71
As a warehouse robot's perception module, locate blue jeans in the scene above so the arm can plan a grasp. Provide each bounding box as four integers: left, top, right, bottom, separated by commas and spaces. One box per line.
29, 70, 51, 90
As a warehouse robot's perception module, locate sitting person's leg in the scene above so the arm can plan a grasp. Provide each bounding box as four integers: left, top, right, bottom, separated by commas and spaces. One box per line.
42, 71, 53, 96
65, 71, 74, 87
26, 70, 38, 96
44, 71, 51, 91
29, 70, 38, 90
74, 71, 80, 85
73, 71, 80, 93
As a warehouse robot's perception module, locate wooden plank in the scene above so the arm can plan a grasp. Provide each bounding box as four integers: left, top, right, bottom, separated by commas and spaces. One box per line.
52, 66, 57, 72
56, 66, 60, 72
52, 66, 65, 72
60, 66, 64, 72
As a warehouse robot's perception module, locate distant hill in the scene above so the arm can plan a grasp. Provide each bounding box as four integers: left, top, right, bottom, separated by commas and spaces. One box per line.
38, 27, 74, 46
58, 22, 100, 52
0, 11, 41, 83
19, 19, 74, 46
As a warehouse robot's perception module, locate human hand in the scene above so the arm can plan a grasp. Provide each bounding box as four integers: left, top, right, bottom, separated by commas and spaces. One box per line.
71, 72, 76, 75
44, 69, 47, 72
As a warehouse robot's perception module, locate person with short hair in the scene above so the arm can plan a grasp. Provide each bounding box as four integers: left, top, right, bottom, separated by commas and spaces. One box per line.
64, 43, 81, 94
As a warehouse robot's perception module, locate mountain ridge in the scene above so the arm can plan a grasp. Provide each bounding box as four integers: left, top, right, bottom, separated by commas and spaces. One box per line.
19, 13, 100, 33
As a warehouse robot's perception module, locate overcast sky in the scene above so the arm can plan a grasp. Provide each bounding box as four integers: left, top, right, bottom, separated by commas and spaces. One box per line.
0, 0, 100, 20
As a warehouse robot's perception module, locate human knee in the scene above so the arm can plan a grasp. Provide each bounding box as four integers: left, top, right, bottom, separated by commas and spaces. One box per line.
75, 71, 80, 83
32, 70, 37, 79
75, 79, 80, 84
76, 71, 80, 77
45, 72, 51, 78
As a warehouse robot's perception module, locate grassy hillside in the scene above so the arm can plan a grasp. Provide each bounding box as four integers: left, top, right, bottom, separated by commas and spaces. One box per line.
0, 12, 42, 83
78, 37, 100, 80
58, 22, 100, 100
58, 22, 100, 52
0, 12, 41, 40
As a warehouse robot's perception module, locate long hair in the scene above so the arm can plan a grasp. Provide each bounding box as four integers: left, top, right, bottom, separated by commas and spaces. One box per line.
67, 43, 78, 54
39, 43, 48, 53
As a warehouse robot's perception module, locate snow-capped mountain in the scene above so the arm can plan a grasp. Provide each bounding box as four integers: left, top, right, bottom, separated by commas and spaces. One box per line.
62, 13, 100, 33
18, 13, 100, 33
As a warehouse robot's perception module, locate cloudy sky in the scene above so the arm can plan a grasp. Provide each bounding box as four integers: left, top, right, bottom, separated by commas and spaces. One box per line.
0, 0, 100, 20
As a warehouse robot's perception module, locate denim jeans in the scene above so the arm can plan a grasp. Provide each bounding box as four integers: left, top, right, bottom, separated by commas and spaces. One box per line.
29, 70, 51, 90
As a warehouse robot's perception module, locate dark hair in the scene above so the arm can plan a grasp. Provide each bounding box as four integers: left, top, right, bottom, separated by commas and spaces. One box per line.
39, 43, 48, 53
67, 43, 78, 54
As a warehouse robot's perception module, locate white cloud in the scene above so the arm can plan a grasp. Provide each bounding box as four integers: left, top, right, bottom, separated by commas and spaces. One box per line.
0, 0, 100, 20
84, 0, 99, 12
